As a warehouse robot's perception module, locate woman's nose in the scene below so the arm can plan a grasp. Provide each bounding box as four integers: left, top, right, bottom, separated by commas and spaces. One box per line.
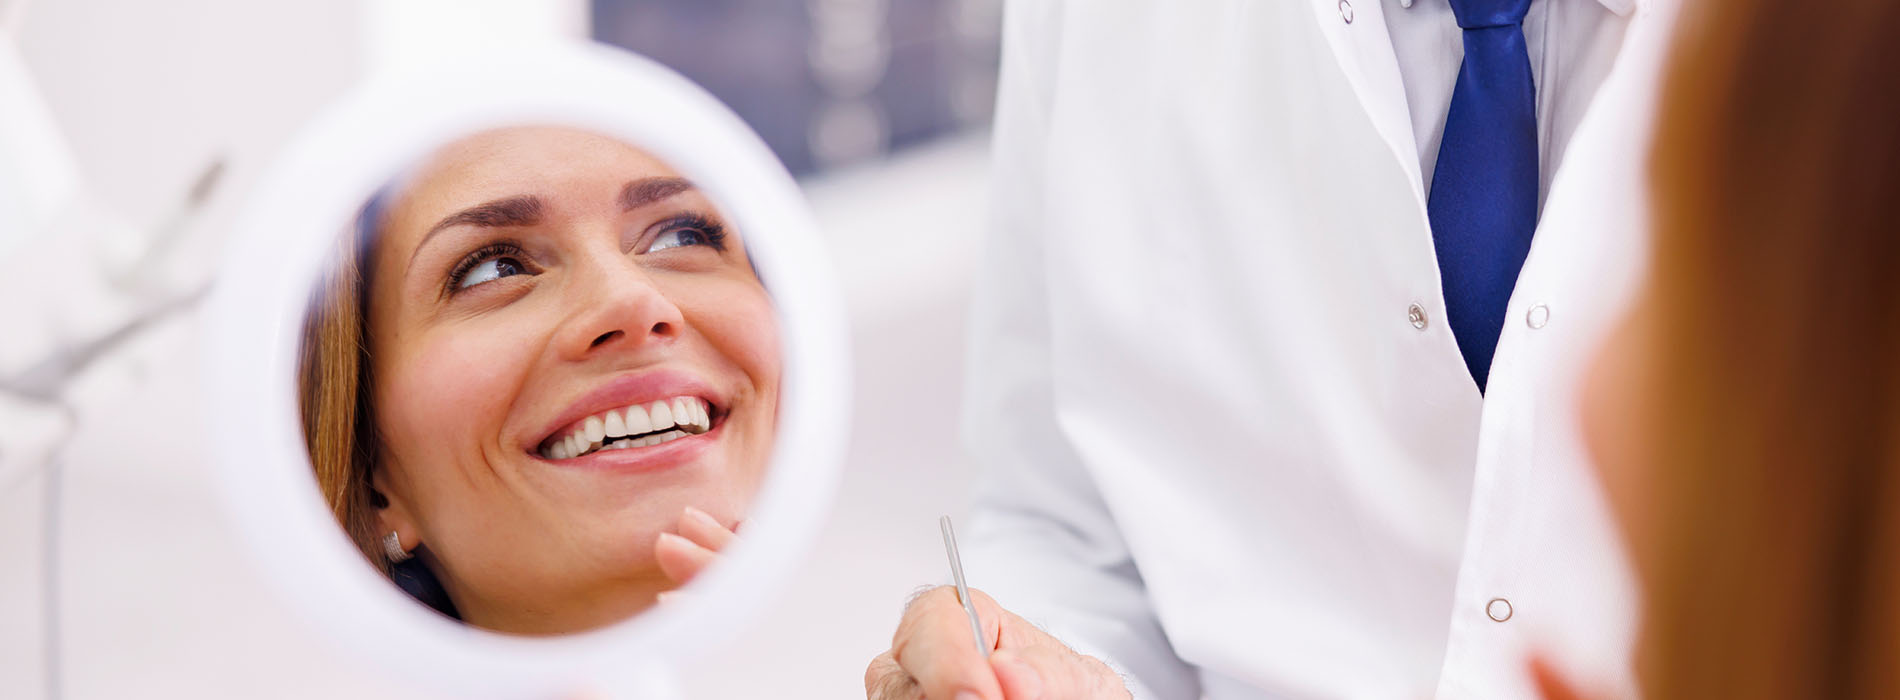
556, 253, 685, 361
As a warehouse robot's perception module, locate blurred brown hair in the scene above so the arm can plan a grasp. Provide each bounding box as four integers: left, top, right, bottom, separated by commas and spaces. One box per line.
1640, 0, 1900, 696
297, 221, 387, 570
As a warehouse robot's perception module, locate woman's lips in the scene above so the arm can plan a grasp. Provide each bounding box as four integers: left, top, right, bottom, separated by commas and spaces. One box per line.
547, 418, 722, 472
538, 396, 714, 460
529, 369, 724, 457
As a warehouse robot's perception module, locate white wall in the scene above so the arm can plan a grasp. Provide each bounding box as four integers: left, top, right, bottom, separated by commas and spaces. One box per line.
13, 0, 362, 249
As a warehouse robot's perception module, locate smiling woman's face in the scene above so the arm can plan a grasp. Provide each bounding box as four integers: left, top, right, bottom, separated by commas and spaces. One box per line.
363, 126, 779, 635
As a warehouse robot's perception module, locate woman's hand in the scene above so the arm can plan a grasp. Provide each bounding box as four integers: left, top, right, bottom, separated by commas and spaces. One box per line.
653, 506, 738, 592
865, 586, 1129, 700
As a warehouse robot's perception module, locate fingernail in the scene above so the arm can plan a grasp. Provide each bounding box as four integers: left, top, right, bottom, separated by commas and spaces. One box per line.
657, 532, 687, 548
683, 505, 721, 529
955, 693, 982, 700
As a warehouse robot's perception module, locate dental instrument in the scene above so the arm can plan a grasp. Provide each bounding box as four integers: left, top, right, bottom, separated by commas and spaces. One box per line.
938, 515, 987, 658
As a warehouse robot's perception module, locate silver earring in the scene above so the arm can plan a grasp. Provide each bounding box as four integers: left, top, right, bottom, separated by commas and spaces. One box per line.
383, 531, 413, 563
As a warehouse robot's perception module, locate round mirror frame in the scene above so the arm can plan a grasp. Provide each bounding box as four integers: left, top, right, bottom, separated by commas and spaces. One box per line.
203, 41, 848, 697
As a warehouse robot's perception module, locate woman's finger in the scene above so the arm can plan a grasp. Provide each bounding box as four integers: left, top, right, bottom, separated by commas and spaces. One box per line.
678, 505, 739, 552
654, 531, 717, 584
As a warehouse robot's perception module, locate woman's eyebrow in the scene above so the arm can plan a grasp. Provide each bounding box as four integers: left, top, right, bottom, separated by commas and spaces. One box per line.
620, 177, 695, 210
402, 179, 691, 275
406, 194, 544, 273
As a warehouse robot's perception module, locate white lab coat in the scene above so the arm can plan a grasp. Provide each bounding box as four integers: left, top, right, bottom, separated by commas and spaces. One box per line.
960, 1, 1679, 698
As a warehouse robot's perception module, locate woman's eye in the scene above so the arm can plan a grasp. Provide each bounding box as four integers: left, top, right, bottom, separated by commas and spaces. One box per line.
457, 256, 526, 289
647, 224, 715, 253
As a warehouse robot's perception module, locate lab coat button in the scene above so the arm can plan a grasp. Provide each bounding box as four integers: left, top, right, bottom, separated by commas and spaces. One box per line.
1487, 597, 1513, 622
1338, 0, 1355, 24
1527, 304, 1550, 329
1407, 304, 1428, 330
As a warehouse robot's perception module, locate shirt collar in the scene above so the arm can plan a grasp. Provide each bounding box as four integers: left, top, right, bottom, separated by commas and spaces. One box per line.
1598, 0, 1637, 17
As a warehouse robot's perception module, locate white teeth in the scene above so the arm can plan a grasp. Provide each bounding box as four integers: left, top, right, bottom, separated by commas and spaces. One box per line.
649, 400, 675, 431
624, 404, 653, 435
542, 396, 714, 459
672, 399, 709, 435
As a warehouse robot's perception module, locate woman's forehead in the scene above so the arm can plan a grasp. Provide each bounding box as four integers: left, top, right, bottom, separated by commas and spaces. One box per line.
418, 126, 667, 192
431, 126, 664, 169
381, 126, 686, 235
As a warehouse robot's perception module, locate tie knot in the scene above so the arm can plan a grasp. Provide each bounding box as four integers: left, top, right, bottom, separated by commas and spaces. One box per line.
1448, 0, 1531, 29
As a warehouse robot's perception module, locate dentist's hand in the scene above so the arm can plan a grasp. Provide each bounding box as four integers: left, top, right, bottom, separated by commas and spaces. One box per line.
654, 506, 738, 595
865, 586, 1130, 700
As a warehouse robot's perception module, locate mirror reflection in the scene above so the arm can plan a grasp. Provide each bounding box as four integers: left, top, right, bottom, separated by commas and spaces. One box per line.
296, 125, 779, 636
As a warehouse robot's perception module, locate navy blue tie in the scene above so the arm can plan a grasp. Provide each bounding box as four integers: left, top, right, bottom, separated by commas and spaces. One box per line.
1427, 0, 1538, 393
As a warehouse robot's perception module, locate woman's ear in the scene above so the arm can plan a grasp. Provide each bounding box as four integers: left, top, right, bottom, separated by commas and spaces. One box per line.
371, 464, 421, 553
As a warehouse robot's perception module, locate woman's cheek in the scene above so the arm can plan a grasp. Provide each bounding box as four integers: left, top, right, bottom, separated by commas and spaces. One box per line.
705, 282, 782, 385
677, 280, 779, 479
382, 326, 534, 466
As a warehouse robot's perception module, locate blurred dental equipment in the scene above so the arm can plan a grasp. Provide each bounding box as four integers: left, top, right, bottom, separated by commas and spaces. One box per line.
0, 33, 224, 453
0, 29, 233, 697
0, 40, 226, 696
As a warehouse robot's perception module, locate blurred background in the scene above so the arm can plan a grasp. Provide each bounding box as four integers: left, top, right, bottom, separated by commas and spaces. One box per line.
0, 0, 996, 696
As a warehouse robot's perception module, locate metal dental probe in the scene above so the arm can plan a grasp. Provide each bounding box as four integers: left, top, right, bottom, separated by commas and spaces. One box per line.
939, 515, 988, 658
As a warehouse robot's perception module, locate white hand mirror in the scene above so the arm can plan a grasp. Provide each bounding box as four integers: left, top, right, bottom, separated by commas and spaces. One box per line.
204, 41, 847, 697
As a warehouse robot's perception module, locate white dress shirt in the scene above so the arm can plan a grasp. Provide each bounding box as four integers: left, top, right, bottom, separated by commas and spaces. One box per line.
960, 0, 1678, 698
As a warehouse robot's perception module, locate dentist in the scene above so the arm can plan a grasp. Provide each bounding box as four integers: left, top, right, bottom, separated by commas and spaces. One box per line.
868, 0, 1678, 698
